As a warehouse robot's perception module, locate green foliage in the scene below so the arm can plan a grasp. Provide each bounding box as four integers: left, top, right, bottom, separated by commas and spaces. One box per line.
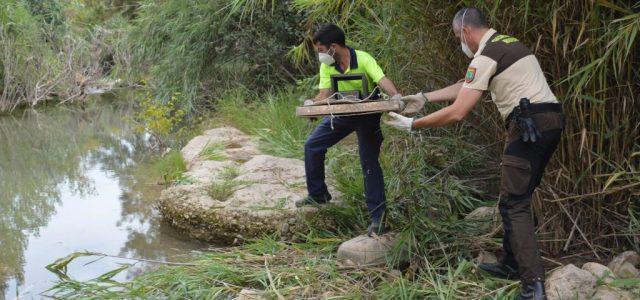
199, 142, 226, 161
43, 237, 526, 299
124, 0, 309, 112
134, 91, 186, 141
151, 150, 186, 185
216, 87, 312, 159
208, 179, 239, 201
219, 165, 240, 181
0, 0, 133, 111
0, 1, 65, 109
21, 0, 65, 26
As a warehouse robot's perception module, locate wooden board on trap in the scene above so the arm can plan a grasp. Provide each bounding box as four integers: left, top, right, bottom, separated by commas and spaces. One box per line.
296, 100, 403, 118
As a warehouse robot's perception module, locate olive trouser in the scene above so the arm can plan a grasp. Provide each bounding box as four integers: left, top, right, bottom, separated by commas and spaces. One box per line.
499, 109, 563, 283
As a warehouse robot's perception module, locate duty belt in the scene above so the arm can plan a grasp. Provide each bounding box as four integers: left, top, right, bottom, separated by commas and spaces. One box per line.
505, 103, 563, 128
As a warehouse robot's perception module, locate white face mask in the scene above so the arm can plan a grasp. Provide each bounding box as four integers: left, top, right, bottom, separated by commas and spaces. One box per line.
460, 9, 475, 58
318, 47, 336, 65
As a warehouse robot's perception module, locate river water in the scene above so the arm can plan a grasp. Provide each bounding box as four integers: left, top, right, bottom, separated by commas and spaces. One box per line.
0, 94, 203, 299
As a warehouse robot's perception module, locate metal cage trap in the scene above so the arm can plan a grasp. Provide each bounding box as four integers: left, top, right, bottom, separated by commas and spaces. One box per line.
296, 74, 404, 118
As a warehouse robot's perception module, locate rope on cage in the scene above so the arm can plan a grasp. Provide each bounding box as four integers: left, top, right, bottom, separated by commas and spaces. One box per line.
310, 86, 388, 129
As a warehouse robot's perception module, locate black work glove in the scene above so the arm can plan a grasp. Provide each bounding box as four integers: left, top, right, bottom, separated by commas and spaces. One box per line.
517, 113, 542, 143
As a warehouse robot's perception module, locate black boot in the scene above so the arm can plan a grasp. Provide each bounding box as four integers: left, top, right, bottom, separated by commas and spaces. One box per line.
517, 281, 546, 300
478, 261, 520, 280
295, 193, 331, 207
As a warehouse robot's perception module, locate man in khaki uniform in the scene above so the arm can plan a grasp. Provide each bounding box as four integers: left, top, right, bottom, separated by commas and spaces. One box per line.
385, 7, 563, 300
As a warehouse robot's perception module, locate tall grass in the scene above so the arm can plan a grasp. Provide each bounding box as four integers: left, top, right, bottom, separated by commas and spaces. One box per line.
45, 236, 526, 299
151, 149, 186, 184
123, 0, 308, 112
215, 87, 311, 159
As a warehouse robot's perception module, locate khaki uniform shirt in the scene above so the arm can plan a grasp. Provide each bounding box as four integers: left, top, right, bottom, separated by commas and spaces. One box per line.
463, 28, 558, 119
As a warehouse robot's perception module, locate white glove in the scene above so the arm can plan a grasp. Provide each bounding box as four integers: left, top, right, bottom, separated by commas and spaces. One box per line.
384, 112, 413, 132
303, 99, 315, 106
400, 92, 427, 115
390, 93, 402, 101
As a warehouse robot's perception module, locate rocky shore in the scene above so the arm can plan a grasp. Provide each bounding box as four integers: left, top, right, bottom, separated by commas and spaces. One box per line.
158, 127, 339, 244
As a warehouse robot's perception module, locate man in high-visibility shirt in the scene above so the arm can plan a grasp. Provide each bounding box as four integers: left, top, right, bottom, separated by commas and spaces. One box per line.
385, 7, 563, 300
295, 23, 401, 237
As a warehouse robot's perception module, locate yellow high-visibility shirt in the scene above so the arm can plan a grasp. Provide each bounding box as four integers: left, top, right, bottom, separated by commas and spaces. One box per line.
318, 47, 385, 96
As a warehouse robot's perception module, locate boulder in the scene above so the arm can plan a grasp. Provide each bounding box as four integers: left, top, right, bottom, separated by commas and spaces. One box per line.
159, 127, 340, 244
465, 206, 501, 235
591, 286, 635, 300
608, 251, 640, 279
610, 262, 640, 279
475, 251, 498, 265
184, 160, 238, 183
180, 127, 258, 167
236, 155, 306, 185
234, 288, 266, 300
159, 156, 332, 243
610, 251, 640, 266
582, 262, 616, 284
224, 145, 260, 163
337, 234, 404, 266
546, 264, 597, 300
465, 206, 500, 221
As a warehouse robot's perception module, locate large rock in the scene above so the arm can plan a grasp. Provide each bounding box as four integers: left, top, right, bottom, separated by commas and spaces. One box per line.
591, 286, 635, 300
159, 127, 339, 244
236, 155, 306, 185
546, 264, 597, 300
337, 234, 405, 266
234, 289, 266, 300
608, 251, 640, 279
184, 160, 238, 183
180, 127, 260, 167
465, 206, 501, 235
475, 251, 498, 265
465, 206, 500, 221
582, 262, 616, 284
610, 262, 639, 279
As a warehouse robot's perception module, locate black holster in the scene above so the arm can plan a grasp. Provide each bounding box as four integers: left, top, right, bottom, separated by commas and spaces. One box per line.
511, 98, 541, 143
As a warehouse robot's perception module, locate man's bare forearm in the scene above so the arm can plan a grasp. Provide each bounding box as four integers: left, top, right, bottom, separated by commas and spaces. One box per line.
378, 77, 399, 96
313, 89, 332, 102
424, 81, 463, 103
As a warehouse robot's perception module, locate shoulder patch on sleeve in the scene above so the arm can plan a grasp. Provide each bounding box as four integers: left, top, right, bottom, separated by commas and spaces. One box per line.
465, 67, 477, 83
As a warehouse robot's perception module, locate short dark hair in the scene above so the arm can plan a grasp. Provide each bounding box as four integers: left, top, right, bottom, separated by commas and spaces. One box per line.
453, 7, 488, 29
312, 23, 346, 47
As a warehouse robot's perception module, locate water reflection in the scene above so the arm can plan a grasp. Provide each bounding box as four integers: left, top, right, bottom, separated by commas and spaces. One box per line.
0, 94, 202, 299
